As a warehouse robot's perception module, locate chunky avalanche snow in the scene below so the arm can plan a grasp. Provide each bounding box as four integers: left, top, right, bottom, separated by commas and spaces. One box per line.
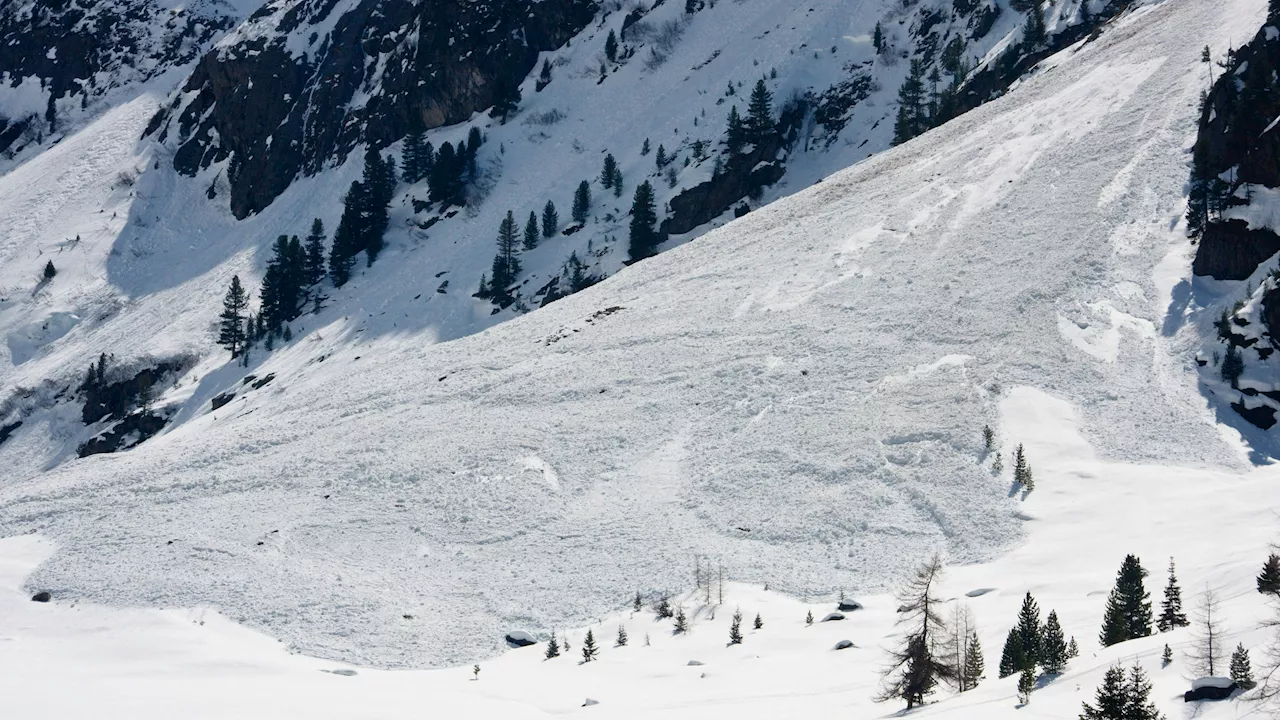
0, 0, 1263, 672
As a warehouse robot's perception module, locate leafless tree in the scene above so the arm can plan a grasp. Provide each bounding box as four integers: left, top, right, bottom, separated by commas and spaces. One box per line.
876, 553, 959, 709
1186, 586, 1225, 677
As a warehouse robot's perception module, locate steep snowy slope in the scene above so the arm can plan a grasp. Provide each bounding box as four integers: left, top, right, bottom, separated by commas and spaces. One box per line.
0, 0, 1259, 669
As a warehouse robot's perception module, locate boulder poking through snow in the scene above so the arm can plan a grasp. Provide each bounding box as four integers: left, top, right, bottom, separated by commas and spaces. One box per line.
505, 631, 537, 648
822, 612, 845, 622
1185, 677, 1238, 702
30, 591, 50, 602
833, 639, 855, 650
837, 599, 863, 612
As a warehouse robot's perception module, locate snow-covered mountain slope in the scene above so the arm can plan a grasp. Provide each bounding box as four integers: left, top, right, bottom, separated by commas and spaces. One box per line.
6, 385, 1280, 719
0, 0, 1262, 669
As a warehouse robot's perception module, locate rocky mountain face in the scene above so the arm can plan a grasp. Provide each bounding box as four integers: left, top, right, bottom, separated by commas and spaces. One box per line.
147, 0, 597, 218
0, 0, 249, 161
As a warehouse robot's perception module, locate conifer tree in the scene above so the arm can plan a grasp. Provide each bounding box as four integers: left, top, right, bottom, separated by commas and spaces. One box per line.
582, 629, 599, 661
729, 609, 744, 644
572, 180, 591, 223
544, 633, 560, 659
725, 105, 746, 155
628, 181, 659, 262
612, 165, 624, 196
746, 79, 774, 145
655, 144, 668, 168
634, 590, 643, 613
1231, 643, 1254, 689
1100, 555, 1152, 647
605, 30, 618, 63
675, 606, 689, 633
754, 613, 763, 630
402, 130, 426, 183
999, 628, 1021, 678
1079, 665, 1127, 720
490, 76, 521, 123
361, 149, 395, 265
523, 212, 540, 251
893, 59, 928, 145
429, 141, 465, 207
42, 260, 56, 280
1258, 553, 1280, 596
1162, 643, 1172, 666
873, 22, 885, 54
602, 154, 618, 189
303, 219, 326, 286
218, 275, 250, 357
983, 425, 995, 452
875, 554, 958, 709
616, 624, 629, 647
542, 200, 558, 238
1158, 558, 1188, 631
1188, 587, 1225, 677
1017, 666, 1035, 705
806, 609, 814, 625
1068, 637, 1079, 659
1013, 444, 1034, 490
1015, 592, 1043, 671
489, 210, 522, 299
1123, 663, 1161, 720
1222, 345, 1244, 388
964, 632, 985, 689
1041, 610, 1068, 674
538, 59, 552, 89
641, 138, 650, 155
1023, 2, 1046, 49
655, 595, 673, 619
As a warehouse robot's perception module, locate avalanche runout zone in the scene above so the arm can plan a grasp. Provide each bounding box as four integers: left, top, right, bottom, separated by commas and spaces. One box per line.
0, 0, 1261, 668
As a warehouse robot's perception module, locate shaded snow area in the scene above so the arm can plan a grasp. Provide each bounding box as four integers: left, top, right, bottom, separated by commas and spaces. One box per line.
0, 0, 1264, 670
7, 387, 1280, 718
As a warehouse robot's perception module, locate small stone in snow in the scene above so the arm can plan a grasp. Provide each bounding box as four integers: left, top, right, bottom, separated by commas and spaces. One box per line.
583, 698, 599, 706
822, 612, 845, 622
834, 639, 855, 650
687, 660, 704, 666
31, 591, 51, 602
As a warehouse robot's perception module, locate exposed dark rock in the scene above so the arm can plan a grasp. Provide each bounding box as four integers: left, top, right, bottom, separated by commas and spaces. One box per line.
150, 0, 598, 217
833, 639, 855, 650
78, 410, 170, 457
1232, 400, 1277, 430
30, 591, 51, 602
1194, 220, 1280, 281
81, 360, 186, 425
1184, 680, 1238, 702
821, 611, 846, 622
505, 631, 537, 647
211, 392, 236, 411
0, 420, 22, 446
837, 599, 864, 612
662, 137, 786, 236
251, 373, 276, 390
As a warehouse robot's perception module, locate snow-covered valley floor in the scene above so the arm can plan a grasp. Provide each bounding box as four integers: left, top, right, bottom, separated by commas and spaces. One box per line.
4, 386, 1279, 719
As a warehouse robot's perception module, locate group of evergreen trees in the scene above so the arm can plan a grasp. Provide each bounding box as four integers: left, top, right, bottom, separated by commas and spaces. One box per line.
998, 593, 1076, 683
479, 196, 568, 302
329, 150, 396, 286
406, 126, 484, 210
1079, 663, 1161, 720
723, 79, 775, 158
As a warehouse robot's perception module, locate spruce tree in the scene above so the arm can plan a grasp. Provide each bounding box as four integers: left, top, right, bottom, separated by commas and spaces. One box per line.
725, 105, 746, 155
1162, 643, 1172, 666
1222, 345, 1244, 388
999, 628, 1021, 678
633, 591, 643, 612
806, 609, 814, 625
628, 180, 659, 262
1013, 444, 1034, 490
729, 609, 744, 644
1068, 637, 1079, 659
42, 260, 56, 280
655, 144, 668, 168
641, 138, 650, 155
983, 425, 995, 452
675, 605, 688, 633
489, 211, 522, 299
1123, 663, 1161, 720
1099, 555, 1152, 647
605, 30, 618, 63
217, 275, 250, 358
964, 632, 985, 689
1015, 592, 1043, 671
602, 154, 618, 189
656, 596, 673, 619
1258, 553, 1280, 596
360, 149, 395, 266
754, 613, 763, 630
303, 219, 326, 286
429, 141, 464, 207
1231, 644, 1254, 689
893, 59, 928, 145
746, 79, 774, 145
612, 165, 624, 196
523, 212, 540, 251
1017, 666, 1035, 705
1041, 610, 1068, 674
1023, 2, 1046, 49
582, 629, 598, 661
544, 633, 560, 659
572, 180, 591, 223
1079, 665, 1127, 720
542, 200, 559, 238
616, 624, 629, 647
1158, 558, 1188, 631
873, 22, 885, 54
402, 130, 425, 183
490, 76, 521, 123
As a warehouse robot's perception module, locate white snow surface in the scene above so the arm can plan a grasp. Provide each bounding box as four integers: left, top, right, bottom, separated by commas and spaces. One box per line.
0, 0, 1268, 671
5, 385, 1280, 718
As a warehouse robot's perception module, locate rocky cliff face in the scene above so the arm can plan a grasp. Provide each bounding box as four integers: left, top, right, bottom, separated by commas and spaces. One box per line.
0, 0, 245, 160
147, 0, 597, 218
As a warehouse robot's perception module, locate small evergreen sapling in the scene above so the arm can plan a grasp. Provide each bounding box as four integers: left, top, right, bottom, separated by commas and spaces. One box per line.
633, 590, 643, 612
1017, 666, 1035, 705
983, 424, 995, 452
616, 624, 628, 647
42, 260, 56, 280
655, 596, 673, 619
545, 633, 560, 659
1258, 553, 1280, 596
754, 613, 763, 630
1231, 643, 1255, 689
674, 606, 689, 633
1162, 643, 1172, 667
806, 609, 814, 625
1158, 558, 1188, 631
582, 629, 598, 661
1013, 444, 1034, 490
729, 609, 743, 644
964, 631, 985, 689
1067, 637, 1079, 659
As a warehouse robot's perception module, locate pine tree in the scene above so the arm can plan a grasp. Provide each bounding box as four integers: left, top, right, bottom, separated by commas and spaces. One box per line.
729, 609, 744, 644
572, 180, 591, 223
964, 632, 985, 689
1231, 643, 1255, 689
655, 144, 668, 168
602, 154, 618, 189
725, 105, 746, 155
656, 596, 673, 619
429, 141, 465, 207
605, 30, 618, 63
628, 181, 659, 262
675, 606, 688, 633
612, 165, 624, 197
634, 590, 643, 613
1258, 553, 1280, 596
1222, 345, 1245, 388
893, 59, 928, 144
217, 275, 250, 357
1162, 643, 1172, 666
303, 219, 326, 286
1123, 663, 1161, 720
754, 613, 763, 630
873, 22, 885, 54
490, 76, 521, 123
360, 149, 395, 266
616, 624, 629, 647
42, 260, 56, 280
806, 609, 814, 625
537, 59, 552, 90
875, 554, 959, 709
1015, 592, 1043, 671
746, 79, 774, 145
983, 425, 995, 452
1079, 665, 1127, 720
1041, 610, 1068, 674
1068, 637, 1079, 659
1017, 666, 1035, 705
1100, 555, 1152, 647
542, 201, 558, 238
1158, 558, 1188, 631
523, 212, 540, 251
544, 633, 560, 659
641, 138, 650, 155
1023, 2, 1046, 49
1013, 444, 1034, 490
582, 629, 598, 661
402, 130, 425, 183
999, 628, 1022, 678
489, 211, 522, 299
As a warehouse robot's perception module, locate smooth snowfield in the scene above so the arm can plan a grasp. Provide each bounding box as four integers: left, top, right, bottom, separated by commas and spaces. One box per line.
3, 387, 1278, 719
0, 0, 1264, 669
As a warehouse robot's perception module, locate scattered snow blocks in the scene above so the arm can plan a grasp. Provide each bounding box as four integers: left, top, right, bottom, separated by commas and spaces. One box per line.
1185, 677, 1238, 702
504, 631, 537, 648
30, 591, 50, 602
833, 640, 855, 650
822, 612, 845, 622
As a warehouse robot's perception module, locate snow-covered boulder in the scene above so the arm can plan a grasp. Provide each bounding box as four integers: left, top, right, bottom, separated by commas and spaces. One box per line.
504, 631, 537, 648
30, 591, 50, 602
1185, 677, 1238, 702
822, 612, 845, 622
837, 599, 864, 612
833, 639, 855, 650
